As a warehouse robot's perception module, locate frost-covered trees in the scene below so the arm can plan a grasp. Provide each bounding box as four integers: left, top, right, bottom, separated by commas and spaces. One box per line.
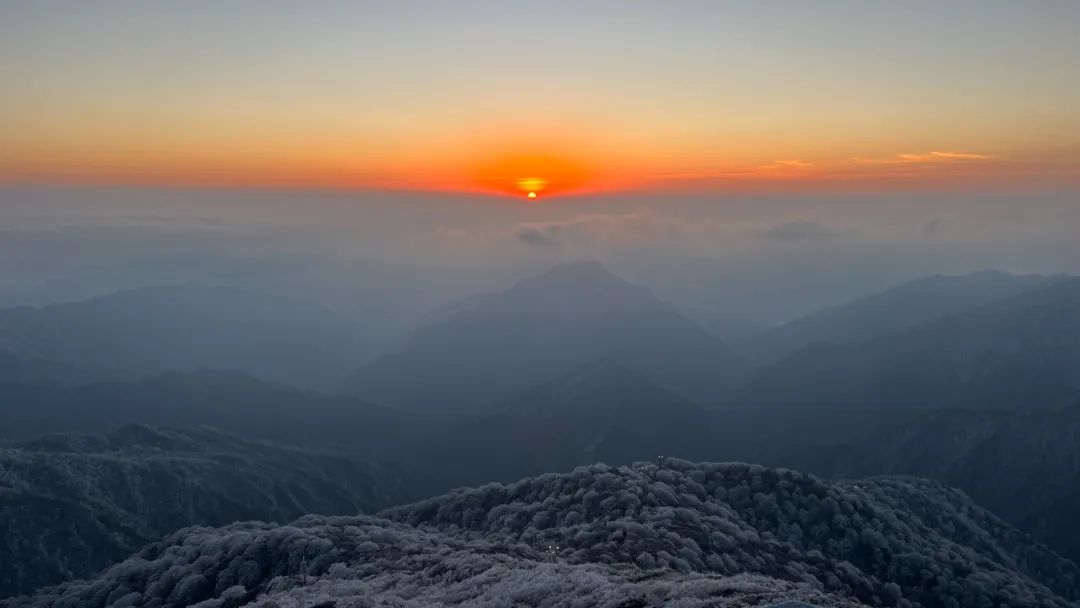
6, 515, 866, 608
384, 460, 1079, 607
8, 460, 1077, 608
0, 426, 413, 597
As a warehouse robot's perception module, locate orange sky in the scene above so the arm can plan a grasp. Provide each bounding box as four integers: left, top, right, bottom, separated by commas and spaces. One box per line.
1, 3, 1078, 198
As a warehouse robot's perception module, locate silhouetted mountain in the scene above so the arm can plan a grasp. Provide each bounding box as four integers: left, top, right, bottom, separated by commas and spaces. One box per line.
737, 277, 1080, 410
741, 271, 1063, 363
0, 425, 414, 598
430, 361, 714, 487
0, 350, 115, 385
13, 460, 1077, 607
793, 403, 1080, 565
677, 304, 770, 345
0, 285, 367, 390
349, 261, 748, 411
0, 371, 427, 458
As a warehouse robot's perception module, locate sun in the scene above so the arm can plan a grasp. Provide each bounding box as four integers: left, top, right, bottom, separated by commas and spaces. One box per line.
469, 148, 595, 198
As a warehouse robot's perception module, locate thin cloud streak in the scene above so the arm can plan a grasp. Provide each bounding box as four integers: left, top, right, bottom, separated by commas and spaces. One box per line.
854, 151, 997, 165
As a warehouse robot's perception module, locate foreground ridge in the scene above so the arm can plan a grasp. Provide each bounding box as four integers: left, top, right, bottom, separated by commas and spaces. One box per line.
8, 460, 1078, 607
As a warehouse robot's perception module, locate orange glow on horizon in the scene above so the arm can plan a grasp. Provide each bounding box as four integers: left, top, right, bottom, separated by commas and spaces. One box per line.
469, 151, 594, 198
517, 177, 546, 194
2, 150, 1072, 197
0, 117, 1070, 197
2, 4, 1076, 199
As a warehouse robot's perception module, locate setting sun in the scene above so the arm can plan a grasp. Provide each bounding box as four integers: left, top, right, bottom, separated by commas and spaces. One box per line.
462, 147, 602, 198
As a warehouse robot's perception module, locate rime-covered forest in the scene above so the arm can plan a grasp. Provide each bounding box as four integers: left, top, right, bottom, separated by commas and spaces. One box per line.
7, 461, 1078, 607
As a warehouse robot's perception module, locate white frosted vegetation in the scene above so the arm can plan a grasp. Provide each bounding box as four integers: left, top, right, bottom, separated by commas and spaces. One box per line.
8, 460, 1077, 608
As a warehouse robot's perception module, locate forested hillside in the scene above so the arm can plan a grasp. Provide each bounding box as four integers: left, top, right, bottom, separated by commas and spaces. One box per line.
791, 404, 1080, 565
0, 426, 414, 597
9, 460, 1076, 607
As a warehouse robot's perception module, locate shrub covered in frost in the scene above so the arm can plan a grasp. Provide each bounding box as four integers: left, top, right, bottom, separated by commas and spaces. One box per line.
384, 460, 1079, 607
6, 460, 1077, 608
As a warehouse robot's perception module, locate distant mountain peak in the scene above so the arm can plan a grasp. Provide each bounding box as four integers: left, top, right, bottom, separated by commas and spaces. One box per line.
348, 259, 747, 411
512, 260, 636, 293
547, 259, 611, 275
904, 269, 1041, 290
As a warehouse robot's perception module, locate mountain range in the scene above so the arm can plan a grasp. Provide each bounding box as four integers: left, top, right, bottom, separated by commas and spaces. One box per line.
739, 270, 1063, 363
0, 285, 367, 390
738, 277, 1080, 410
0, 370, 426, 459
2, 262, 1080, 604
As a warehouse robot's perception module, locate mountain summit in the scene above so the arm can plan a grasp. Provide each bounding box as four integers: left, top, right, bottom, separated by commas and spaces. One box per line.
509, 260, 642, 292
348, 262, 747, 411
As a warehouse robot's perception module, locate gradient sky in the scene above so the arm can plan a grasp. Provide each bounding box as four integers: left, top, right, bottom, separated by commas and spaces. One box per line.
2, 1, 1078, 196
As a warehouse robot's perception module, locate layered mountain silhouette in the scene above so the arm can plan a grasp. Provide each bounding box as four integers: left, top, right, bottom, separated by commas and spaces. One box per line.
0, 285, 366, 390
11, 460, 1077, 607
0, 350, 110, 385
0, 425, 414, 597
0, 370, 426, 458
4, 266, 1080, 605
428, 361, 714, 487
738, 277, 1080, 410
740, 270, 1062, 363
349, 261, 748, 411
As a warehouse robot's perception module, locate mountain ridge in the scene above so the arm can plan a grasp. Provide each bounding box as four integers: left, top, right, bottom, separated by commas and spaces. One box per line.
740, 270, 1066, 364
426, 360, 715, 488
737, 277, 1080, 410
0, 284, 367, 390
349, 261, 748, 411
10, 459, 1076, 607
